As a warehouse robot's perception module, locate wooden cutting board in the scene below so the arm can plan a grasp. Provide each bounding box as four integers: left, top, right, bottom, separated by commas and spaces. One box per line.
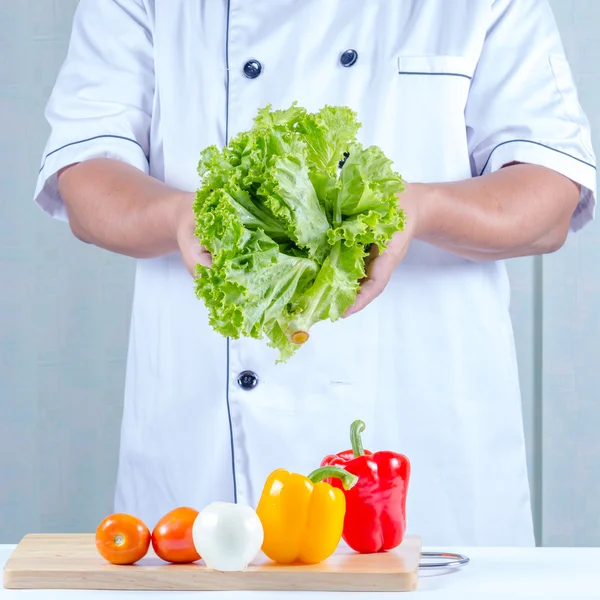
3, 533, 421, 592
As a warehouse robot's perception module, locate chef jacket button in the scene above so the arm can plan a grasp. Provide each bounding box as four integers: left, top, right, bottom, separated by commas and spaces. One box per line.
243, 59, 262, 79
237, 370, 259, 390
340, 49, 358, 67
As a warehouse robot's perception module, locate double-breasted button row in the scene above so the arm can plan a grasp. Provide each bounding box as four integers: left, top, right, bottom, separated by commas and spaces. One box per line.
243, 49, 358, 79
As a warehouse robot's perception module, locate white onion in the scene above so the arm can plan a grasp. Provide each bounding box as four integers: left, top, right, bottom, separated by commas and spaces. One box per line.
192, 502, 264, 572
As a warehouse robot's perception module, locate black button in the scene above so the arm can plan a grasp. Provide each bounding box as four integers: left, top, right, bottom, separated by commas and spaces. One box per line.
237, 370, 259, 390
340, 49, 358, 68
243, 60, 262, 79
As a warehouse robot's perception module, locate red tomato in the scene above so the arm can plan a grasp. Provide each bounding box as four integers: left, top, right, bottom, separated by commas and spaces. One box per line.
151, 507, 201, 564
95, 513, 151, 565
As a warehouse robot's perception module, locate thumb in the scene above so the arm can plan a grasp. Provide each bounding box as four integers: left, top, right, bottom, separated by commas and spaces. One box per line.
183, 239, 212, 277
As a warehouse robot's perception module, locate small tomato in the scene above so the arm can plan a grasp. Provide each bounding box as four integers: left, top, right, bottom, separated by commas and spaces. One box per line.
151, 506, 201, 564
95, 513, 151, 565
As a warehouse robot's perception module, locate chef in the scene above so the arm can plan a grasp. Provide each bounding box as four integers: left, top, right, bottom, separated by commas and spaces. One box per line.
34, 0, 596, 547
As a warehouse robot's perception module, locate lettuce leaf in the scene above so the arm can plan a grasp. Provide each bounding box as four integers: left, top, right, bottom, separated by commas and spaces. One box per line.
193, 103, 405, 362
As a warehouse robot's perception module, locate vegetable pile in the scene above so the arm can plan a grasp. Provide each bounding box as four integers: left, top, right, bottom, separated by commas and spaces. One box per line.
94, 419, 411, 571
193, 103, 405, 361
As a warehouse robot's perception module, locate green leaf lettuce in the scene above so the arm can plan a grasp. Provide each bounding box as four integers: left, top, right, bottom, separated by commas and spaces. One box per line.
193, 103, 405, 362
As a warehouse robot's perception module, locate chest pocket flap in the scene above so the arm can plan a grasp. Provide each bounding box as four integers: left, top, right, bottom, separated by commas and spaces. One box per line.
397, 55, 474, 80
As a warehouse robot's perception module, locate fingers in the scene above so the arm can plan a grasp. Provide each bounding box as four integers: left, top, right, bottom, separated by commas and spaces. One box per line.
363, 243, 379, 274
343, 247, 396, 318
175, 196, 213, 276
197, 247, 212, 268
183, 238, 212, 277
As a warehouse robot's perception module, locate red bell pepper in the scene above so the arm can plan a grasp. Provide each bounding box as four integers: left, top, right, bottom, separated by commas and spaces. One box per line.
320, 420, 411, 554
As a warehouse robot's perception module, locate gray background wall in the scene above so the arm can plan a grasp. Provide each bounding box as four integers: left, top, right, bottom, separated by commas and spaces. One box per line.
1, 0, 599, 546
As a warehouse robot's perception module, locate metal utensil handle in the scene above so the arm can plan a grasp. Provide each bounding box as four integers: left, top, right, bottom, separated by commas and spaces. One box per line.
419, 551, 470, 569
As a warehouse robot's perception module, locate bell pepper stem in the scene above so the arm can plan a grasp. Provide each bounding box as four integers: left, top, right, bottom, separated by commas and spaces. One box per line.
307, 466, 358, 491
350, 420, 366, 457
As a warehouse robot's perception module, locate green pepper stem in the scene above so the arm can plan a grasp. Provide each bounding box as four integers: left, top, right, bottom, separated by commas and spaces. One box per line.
350, 420, 366, 457
307, 466, 358, 491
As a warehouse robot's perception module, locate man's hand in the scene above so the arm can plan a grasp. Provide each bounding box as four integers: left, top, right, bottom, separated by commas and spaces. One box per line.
343, 185, 420, 317
58, 158, 214, 264
342, 163, 580, 318
173, 193, 212, 276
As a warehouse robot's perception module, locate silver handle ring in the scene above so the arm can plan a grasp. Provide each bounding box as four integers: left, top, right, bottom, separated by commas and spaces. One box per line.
419, 551, 470, 569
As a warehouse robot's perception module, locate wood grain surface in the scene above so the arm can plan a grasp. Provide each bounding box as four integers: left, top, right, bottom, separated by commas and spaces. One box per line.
3, 533, 422, 592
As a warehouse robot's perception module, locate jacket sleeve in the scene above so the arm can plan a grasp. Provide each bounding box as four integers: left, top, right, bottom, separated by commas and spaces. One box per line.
465, 0, 597, 232
33, 0, 154, 222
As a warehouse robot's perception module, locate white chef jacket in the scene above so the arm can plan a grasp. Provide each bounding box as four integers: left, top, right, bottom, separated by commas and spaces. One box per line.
34, 0, 596, 547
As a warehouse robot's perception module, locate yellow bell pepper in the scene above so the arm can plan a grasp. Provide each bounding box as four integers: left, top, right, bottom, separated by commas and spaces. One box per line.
255, 465, 358, 564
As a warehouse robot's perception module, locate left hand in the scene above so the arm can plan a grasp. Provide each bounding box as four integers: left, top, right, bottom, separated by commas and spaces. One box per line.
173, 192, 213, 276
343, 184, 420, 318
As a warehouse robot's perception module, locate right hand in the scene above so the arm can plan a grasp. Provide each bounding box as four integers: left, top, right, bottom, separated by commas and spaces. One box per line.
173, 192, 212, 277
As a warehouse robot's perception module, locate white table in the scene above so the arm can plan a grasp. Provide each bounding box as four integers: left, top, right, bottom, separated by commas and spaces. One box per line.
1, 545, 599, 599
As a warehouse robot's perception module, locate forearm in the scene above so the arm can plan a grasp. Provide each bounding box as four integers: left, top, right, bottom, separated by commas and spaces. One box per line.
57, 158, 189, 259
412, 164, 581, 261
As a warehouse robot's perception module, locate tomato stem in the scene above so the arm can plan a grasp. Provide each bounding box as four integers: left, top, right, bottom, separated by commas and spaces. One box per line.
114, 534, 125, 547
